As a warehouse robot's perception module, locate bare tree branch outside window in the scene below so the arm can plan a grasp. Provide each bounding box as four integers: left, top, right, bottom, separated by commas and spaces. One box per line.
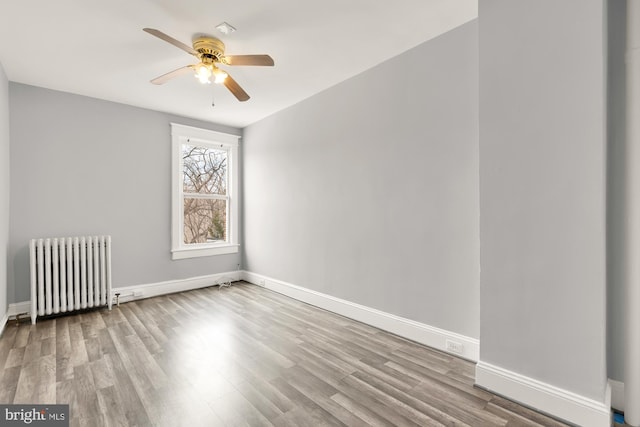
182, 144, 228, 244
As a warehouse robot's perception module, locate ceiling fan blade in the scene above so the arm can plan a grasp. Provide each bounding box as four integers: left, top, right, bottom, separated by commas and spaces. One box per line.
151, 65, 194, 85
223, 73, 250, 102
222, 55, 274, 66
143, 28, 198, 56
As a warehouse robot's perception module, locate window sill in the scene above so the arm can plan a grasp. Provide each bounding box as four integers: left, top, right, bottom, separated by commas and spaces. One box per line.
171, 244, 239, 260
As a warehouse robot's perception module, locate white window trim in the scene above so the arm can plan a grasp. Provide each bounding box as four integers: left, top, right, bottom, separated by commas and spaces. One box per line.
171, 123, 240, 260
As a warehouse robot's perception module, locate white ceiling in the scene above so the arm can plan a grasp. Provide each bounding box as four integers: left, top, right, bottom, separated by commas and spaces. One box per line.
0, 0, 477, 128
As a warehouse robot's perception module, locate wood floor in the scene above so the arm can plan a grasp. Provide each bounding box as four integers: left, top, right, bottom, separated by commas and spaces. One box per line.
0, 282, 571, 426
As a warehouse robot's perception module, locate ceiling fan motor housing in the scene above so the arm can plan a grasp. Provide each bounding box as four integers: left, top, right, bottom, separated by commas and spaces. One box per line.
193, 36, 225, 63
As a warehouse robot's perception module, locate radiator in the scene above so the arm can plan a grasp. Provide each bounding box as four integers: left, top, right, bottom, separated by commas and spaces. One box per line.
29, 235, 112, 324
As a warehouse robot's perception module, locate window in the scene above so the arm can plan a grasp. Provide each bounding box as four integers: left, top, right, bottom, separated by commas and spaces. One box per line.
171, 123, 239, 259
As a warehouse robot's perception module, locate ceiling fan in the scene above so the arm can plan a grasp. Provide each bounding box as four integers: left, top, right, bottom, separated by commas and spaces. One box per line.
143, 28, 274, 102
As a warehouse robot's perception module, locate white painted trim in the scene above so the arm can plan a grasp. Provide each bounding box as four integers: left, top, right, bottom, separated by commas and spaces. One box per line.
171, 244, 239, 260
113, 271, 241, 303
0, 313, 8, 337
0, 302, 31, 333
170, 123, 240, 146
240, 271, 479, 361
476, 362, 612, 427
626, 2, 640, 424
170, 123, 240, 259
8, 301, 30, 317
610, 379, 625, 412
10, 271, 241, 314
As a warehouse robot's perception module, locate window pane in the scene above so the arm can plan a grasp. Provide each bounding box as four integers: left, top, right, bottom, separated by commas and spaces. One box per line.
183, 198, 227, 244
182, 145, 227, 195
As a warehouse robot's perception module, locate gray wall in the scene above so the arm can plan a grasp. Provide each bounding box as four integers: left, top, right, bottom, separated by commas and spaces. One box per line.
0, 63, 8, 320
606, 0, 626, 384
479, 0, 607, 401
8, 84, 242, 303
243, 22, 480, 339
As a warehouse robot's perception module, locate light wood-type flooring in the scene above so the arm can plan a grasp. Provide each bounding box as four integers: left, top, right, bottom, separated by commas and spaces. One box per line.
0, 282, 573, 426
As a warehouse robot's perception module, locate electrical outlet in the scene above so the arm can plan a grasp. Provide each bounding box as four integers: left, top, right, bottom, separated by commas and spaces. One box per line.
446, 339, 464, 354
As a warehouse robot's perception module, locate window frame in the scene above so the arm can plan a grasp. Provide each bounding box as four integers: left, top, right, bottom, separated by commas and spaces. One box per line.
171, 123, 240, 260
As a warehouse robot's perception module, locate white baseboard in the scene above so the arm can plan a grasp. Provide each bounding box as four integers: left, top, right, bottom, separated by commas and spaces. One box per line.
8, 301, 30, 317
8, 270, 241, 317
0, 312, 8, 337
0, 302, 30, 337
113, 271, 241, 303
609, 379, 624, 412
476, 362, 612, 427
240, 271, 479, 361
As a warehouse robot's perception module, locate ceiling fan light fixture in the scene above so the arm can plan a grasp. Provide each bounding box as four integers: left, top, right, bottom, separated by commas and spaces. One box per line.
195, 63, 212, 84
215, 22, 236, 35
212, 67, 228, 84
